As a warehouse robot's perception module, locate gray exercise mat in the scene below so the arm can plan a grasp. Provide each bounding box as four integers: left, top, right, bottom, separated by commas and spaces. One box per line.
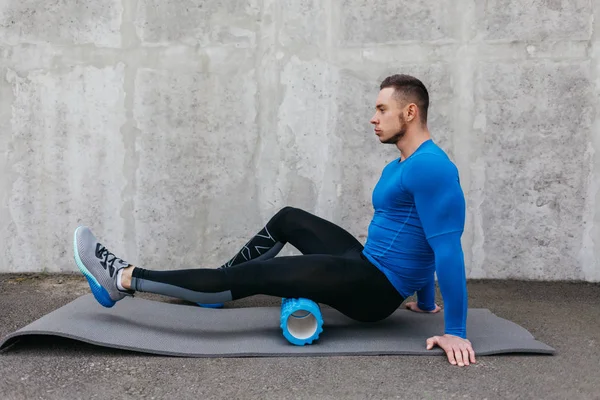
0, 294, 555, 357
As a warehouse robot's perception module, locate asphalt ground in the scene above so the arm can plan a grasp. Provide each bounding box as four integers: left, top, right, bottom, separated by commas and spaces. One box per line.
1, 274, 599, 400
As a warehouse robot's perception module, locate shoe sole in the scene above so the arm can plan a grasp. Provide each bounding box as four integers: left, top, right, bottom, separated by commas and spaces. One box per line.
73, 227, 116, 308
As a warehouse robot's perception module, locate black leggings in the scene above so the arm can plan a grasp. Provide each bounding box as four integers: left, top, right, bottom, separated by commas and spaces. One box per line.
131, 207, 405, 322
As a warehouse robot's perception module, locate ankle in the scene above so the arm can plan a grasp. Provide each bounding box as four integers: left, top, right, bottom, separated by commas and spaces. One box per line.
119, 265, 135, 290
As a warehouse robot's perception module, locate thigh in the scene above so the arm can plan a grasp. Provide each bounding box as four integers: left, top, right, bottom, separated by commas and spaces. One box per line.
226, 252, 404, 322
272, 207, 364, 256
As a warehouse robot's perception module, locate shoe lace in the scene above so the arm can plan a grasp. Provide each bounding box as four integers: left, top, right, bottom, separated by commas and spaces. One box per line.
95, 243, 126, 278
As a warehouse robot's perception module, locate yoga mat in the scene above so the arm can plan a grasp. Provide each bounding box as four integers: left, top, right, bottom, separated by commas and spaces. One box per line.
0, 294, 555, 357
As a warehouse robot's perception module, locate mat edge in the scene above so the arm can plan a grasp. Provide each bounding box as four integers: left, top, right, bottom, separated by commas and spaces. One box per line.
0, 331, 556, 357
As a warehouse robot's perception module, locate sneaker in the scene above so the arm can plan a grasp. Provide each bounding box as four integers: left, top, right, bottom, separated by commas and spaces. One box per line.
73, 226, 133, 307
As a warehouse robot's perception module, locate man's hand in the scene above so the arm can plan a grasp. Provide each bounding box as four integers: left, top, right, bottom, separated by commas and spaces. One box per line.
404, 301, 441, 313
426, 334, 476, 367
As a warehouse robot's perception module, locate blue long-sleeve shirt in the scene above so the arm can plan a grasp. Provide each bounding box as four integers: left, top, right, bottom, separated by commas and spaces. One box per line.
362, 139, 468, 338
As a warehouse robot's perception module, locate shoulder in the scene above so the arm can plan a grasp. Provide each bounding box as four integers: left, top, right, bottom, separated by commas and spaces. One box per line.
406, 151, 458, 176
402, 152, 460, 191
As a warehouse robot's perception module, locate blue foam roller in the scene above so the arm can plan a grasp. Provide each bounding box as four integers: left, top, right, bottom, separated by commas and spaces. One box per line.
280, 298, 324, 346
197, 303, 224, 309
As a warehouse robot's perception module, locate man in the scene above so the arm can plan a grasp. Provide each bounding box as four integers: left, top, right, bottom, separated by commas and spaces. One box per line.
74, 74, 475, 367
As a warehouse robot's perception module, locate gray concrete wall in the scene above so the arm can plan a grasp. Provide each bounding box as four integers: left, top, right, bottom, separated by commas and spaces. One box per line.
1, 0, 598, 281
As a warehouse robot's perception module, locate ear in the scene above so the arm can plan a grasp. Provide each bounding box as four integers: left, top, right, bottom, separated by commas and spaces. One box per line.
406, 103, 418, 122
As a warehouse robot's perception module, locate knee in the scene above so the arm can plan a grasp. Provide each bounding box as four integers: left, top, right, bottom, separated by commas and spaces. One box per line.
268, 207, 307, 237
273, 206, 303, 222
278, 206, 296, 214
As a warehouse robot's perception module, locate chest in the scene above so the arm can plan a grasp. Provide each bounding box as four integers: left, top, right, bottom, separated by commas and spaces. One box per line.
372, 162, 413, 209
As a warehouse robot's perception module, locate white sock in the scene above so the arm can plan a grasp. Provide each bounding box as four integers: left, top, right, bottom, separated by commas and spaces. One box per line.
116, 268, 126, 291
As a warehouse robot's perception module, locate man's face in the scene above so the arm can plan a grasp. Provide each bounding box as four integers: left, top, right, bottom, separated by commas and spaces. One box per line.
370, 88, 407, 144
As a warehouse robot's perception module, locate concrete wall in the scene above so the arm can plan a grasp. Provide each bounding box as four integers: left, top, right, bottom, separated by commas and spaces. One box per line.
1, 0, 598, 281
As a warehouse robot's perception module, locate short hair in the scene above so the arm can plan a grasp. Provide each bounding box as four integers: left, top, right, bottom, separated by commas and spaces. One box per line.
380, 74, 429, 124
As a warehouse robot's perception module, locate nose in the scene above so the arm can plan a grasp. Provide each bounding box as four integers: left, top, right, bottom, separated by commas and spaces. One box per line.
370, 113, 378, 125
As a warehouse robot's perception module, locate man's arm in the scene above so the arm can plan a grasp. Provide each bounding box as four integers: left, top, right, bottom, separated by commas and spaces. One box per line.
416, 278, 436, 312
427, 233, 467, 338
402, 153, 468, 338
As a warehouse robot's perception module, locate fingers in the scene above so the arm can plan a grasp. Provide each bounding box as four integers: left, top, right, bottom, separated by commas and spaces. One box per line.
428, 336, 477, 367
404, 302, 423, 313
467, 341, 477, 364
406, 302, 441, 313
461, 348, 470, 366
445, 346, 464, 367
426, 336, 438, 350
446, 348, 457, 366
453, 343, 476, 367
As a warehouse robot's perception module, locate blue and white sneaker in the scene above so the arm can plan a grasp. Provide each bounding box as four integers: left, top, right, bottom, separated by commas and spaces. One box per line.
73, 226, 133, 307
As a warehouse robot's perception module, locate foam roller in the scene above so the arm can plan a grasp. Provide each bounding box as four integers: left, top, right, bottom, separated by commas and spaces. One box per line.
197, 303, 224, 309
280, 298, 324, 346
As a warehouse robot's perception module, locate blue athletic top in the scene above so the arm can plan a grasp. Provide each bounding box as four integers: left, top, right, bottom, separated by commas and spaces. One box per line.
362, 139, 468, 338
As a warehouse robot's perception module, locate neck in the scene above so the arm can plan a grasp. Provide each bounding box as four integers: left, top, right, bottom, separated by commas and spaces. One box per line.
396, 128, 431, 161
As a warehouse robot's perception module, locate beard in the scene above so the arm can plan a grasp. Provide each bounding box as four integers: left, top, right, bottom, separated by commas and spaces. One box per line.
381, 116, 407, 144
